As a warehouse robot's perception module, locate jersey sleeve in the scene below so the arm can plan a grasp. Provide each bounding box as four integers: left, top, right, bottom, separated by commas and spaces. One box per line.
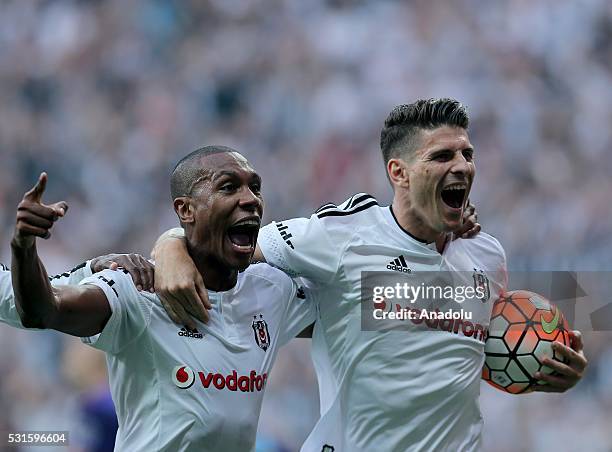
80, 269, 153, 354
0, 261, 93, 329
277, 283, 317, 346
258, 215, 344, 284
48, 261, 93, 285
0, 269, 23, 328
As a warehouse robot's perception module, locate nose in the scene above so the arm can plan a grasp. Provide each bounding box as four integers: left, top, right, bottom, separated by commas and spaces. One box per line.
450, 153, 472, 176
238, 186, 262, 212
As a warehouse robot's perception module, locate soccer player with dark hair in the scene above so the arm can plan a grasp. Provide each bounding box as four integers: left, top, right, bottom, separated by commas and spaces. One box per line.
154, 98, 587, 451
10, 147, 315, 451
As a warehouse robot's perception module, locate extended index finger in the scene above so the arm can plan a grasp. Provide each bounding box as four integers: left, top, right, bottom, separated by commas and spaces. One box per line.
24, 172, 47, 203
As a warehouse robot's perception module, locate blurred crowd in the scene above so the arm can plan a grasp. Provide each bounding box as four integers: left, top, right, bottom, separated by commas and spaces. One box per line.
0, 0, 611, 450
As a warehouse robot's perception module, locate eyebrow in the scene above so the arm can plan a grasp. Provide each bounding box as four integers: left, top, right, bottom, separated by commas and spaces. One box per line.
212, 170, 239, 180
213, 170, 261, 182
430, 147, 474, 154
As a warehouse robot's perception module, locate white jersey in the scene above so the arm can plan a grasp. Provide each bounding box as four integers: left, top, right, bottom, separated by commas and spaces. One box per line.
80, 263, 315, 452
258, 194, 507, 452
0, 261, 93, 328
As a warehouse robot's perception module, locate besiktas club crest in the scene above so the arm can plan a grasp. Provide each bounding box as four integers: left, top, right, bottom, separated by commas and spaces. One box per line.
473, 268, 491, 303
252, 314, 271, 351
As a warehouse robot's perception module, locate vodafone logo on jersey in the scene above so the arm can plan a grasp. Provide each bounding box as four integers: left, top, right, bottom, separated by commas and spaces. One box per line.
171, 365, 268, 392
173, 365, 196, 389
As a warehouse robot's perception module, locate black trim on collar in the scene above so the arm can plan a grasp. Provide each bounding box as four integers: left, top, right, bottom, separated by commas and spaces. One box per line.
388, 206, 432, 244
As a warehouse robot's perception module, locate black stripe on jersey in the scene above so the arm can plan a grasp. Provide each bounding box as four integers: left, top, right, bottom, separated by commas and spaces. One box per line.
347, 193, 374, 209
317, 200, 378, 218
315, 194, 375, 216
316, 194, 376, 217
48, 261, 88, 281
97, 275, 119, 297
315, 203, 337, 214
399, 255, 408, 267
116, 267, 130, 275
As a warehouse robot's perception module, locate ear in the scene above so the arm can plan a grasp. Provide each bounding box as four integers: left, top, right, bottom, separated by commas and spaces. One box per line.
387, 158, 410, 189
174, 197, 195, 224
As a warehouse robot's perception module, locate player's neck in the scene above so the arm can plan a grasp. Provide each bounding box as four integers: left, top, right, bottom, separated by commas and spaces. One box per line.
188, 248, 238, 292
391, 196, 446, 250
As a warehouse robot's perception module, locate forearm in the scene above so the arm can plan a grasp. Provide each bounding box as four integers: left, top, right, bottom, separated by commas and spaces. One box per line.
152, 227, 185, 260
153, 227, 264, 264
10, 173, 112, 336
10, 241, 58, 328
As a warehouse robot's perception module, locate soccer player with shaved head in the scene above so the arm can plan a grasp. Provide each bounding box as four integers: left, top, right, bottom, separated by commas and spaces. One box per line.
154, 99, 587, 451
10, 146, 315, 451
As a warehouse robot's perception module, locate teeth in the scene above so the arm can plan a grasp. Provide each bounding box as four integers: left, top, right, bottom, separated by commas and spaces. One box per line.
443, 184, 466, 191
233, 219, 260, 227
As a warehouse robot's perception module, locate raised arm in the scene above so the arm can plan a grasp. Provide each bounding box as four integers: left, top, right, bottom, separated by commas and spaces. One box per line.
11, 173, 111, 336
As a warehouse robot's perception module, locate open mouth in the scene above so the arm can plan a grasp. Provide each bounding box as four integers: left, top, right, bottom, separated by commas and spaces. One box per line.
440, 183, 467, 209
227, 218, 260, 252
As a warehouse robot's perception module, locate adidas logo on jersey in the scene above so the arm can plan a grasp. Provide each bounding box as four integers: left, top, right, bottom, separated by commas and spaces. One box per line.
275, 222, 294, 249
387, 255, 411, 273
178, 327, 204, 339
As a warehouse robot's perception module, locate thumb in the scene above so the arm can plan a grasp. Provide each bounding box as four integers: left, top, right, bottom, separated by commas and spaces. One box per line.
24, 172, 47, 203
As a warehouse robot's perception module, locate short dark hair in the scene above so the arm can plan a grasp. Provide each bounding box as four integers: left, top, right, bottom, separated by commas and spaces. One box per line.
380, 98, 469, 164
170, 145, 236, 199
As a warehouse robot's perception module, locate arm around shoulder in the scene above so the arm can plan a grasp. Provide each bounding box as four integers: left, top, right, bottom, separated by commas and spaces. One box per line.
152, 227, 211, 328
257, 215, 344, 283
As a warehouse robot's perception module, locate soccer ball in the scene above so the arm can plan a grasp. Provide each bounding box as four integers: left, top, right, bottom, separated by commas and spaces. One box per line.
482, 290, 571, 394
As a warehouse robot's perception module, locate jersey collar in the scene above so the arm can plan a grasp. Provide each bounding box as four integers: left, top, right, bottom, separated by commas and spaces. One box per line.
385, 206, 440, 252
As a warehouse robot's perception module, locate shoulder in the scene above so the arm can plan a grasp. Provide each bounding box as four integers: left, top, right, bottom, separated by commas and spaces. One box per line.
258, 194, 384, 281
314, 193, 380, 220
315, 193, 382, 227
82, 268, 143, 300
84, 267, 135, 285
472, 231, 505, 255
239, 263, 296, 295
266, 193, 382, 236
312, 193, 384, 234
457, 231, 507, 265
240, 262, 294, 286
82, 268, 160, 320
